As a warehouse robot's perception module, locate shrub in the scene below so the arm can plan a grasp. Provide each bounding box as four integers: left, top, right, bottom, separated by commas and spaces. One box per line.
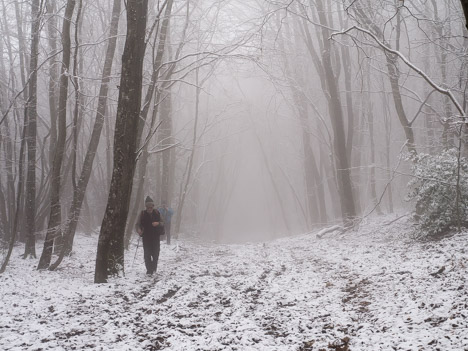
406, 149, 468, 236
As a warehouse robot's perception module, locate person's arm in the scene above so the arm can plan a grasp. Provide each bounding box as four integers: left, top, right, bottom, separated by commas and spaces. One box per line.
151, 209, 163, 227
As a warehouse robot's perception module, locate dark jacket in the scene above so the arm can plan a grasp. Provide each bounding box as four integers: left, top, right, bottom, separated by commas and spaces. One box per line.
136, 209, 164, 236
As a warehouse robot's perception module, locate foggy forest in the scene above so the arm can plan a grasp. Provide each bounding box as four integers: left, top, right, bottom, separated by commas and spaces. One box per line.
1, 0, 468, 350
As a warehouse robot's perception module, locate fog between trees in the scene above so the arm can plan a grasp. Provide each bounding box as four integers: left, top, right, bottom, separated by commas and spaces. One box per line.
1, 0, 467, 277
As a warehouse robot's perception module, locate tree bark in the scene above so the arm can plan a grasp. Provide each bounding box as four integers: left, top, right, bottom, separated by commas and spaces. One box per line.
124, 0, 174, 246
37, 0, 76, 270
366, 81, 383, 215
0, 36, 15, 242
13, 0, 29, 96
24, 0, 42, 259
315, 0, 356, 223
160, 91, 173, 206
49, 0, 121, 271
174, 68, 201, 237
0, 121, 27, 273
283, 15, 324, 226
95, 0, 149, 283
46, 0, 59, 165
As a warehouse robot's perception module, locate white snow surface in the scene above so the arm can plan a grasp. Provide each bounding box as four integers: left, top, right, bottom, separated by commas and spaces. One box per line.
1, 215, 468, 351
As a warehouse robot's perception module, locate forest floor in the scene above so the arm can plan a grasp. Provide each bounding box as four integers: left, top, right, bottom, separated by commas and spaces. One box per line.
1, 214, 468, 351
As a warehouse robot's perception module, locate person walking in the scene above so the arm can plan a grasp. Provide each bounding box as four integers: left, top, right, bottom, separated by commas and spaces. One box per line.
136, 196, 164, 275
158, 202, 174, 244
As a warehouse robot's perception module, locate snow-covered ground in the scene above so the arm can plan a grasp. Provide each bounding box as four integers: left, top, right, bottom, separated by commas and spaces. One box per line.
1, 215, 467, 351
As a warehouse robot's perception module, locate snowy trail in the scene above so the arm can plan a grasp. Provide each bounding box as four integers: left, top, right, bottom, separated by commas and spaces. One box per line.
1, 219, 468, 350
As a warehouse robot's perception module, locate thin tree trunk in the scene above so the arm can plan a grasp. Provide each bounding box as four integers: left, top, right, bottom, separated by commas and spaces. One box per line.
0, 100, 15, 242
174, 68, 201, 237
71, 0, 84, 193
95, 0, 149, 283
254, 132, 291, 233
366, 76, 383, 215
37, 0, 76, 270
24, 0, 42, 259
0, 120, 27, 273
13, 0, 29, 97
160, 90, 173, 206
432, 2, 454, 148
46, 0, 59, 164
281, 16, 324, 226
48, 0, 121, 270
124, 0, 174, 245
315, 0, 356, 223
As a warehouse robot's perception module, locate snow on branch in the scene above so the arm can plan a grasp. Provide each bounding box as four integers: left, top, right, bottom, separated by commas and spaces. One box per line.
330, 26, 466, 119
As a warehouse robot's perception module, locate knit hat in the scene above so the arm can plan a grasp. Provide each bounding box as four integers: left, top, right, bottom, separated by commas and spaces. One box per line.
145, 196, 154, 206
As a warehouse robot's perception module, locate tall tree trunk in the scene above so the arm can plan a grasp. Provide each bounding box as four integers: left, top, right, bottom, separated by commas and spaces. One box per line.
431, 1, 454, 148
338, 5, 361, 215
49, 0, 121, 271
13, 0, 29, 97
0, 40, 15, 241
95, 0, 149, 283
124, 0, 174, 246
71, 0, 84, 194
366, 77, 383, 215
160, 90, 173, 206
1, 0, 24, 242
37, 0, 76, 270
382, 91, 394, 214
46, 0, 59, 165
253, 131, 291, 233
282, 16, 324, 226
24, 0, 42, 259
174, 68, 201, 238
315, 0, 356, 223
0, 120, 27, 273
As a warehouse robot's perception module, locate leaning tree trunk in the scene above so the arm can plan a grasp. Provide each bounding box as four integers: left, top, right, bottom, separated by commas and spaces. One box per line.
37, 0, 76, 270
95, 0, 149, 283
48, 0, 121, 271
24, 0, 42, 259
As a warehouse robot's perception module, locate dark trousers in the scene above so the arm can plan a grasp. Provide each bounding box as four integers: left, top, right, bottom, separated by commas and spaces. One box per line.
142, 234, 160, 274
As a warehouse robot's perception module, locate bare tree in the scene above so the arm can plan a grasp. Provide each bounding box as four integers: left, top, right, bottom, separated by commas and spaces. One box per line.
38, 0, 77, 270
95, 0, 149, 283
346, 3, 417, 155
48, 0, 122, 271
24, 0, 43, 259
